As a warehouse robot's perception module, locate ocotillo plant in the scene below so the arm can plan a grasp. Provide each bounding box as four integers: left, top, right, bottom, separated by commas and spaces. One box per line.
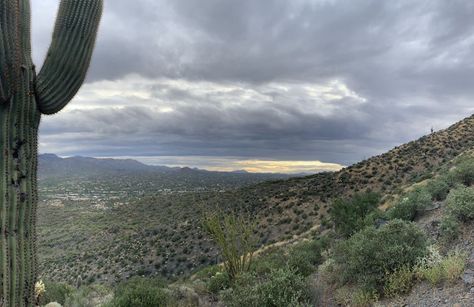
0, 1, 103, 306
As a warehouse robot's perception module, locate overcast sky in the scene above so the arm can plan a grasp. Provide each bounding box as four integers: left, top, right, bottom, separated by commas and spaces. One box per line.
32, 0, 474, 173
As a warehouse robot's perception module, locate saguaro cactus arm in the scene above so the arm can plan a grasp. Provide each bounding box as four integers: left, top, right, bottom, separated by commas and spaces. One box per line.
35, 0, 103, 114
0, 1, 22, 104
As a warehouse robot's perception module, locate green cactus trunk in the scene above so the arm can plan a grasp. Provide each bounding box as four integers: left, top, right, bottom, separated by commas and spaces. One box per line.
0, 79, 40, 306
0, 1, 102, 306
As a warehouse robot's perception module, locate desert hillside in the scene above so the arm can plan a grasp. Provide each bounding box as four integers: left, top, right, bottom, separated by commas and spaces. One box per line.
36, 115, 474, 307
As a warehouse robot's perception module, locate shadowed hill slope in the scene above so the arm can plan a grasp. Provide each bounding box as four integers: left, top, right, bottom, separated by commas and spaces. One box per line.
252, 114, 474, 205
218, 114, 474, 243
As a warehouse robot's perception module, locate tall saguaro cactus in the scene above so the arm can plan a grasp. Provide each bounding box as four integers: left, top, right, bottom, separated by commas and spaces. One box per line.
0, 1, 103, 306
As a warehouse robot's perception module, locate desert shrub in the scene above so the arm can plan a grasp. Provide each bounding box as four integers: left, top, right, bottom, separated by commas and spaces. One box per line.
207, 271, 231, 294
320, 216, 331, 228
387, 188, 431, 221
387, 199, 417, 221
250, 237, 328, 279
416, 250, 467, 286
38, 281, 74, 306
414, 245, 442, 275
351, 288, 379, 307
446, 186, 474, 221
334, 287, 378, 307
252, 251, 287, 275
330, 192, 380, 237
168, 285, 200, 307
426, 178, 450, 201
383, 265, 415, 298
334, 220, 427, 291
221, 267, 310, 307
106, 277, 170, 307
317, 258, 342, 285
287, 237, 329, 277
440, 215, 460, 241
442, 251, 467, 283
202, 211, 256, 281
418, 261, 444, 285
334, 286, 352, 306
66, 284, 112, 307
363, 209, 385, 226
448, 158, 474, 186
193, 265, 221, 281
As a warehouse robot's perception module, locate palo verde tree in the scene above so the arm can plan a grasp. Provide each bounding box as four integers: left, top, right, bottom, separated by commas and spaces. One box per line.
0, 1, 103, 306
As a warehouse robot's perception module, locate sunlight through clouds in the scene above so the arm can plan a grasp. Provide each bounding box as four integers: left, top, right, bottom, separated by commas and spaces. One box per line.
109, 156, 344, 174
233, 159, 343, 173
33, 0, 474, 171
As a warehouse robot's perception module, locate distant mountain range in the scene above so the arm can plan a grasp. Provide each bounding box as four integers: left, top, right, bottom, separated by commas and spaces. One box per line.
38, 154, 293, 187
38, 154, 288, 177
39, 153, 172, 177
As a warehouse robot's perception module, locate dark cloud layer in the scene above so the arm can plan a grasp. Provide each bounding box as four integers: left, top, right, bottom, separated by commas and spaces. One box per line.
31, 0, 474, 171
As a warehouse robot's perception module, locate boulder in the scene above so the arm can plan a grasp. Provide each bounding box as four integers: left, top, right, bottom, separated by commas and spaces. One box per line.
462, 269, 474, 285
462, 250, 474, 286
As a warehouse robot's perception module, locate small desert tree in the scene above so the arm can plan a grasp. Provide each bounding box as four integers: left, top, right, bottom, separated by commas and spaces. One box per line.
202, 211, 257, 281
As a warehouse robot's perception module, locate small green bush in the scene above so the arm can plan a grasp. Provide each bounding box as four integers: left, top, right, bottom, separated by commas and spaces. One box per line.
207, 271, 231, 294
446, 186, 474, 221
66, 284, 112, 307
418, 263, 444, 286
287, 237, 329, 277
335, 287, 379, 307
362, 209, 384, 226
351, 288, 379, 307
416, 250, 467, 286
320, 216, 331, 228
448, 159, 474, 186
387, 188, 431, 221
387, 198, 417, 221
442, 251, 467, 283
383, 265, 414, 298
252, 251, 287, 275
426, 178, 450, 201
193, 265, 221, 281
221, 267, 310, 307
334, 220, 427, 291
414, 244, 442, 280
440, 215, 460, 241
334, 286, 353, 306
317, 258, 342, 286
38, 281, 74, 306
407, 188, 432, 209
106, 277, 170, 307
330, 192, 380, 237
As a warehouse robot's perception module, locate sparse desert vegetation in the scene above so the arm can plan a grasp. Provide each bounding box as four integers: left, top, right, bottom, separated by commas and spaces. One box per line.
35, 115, 474, 306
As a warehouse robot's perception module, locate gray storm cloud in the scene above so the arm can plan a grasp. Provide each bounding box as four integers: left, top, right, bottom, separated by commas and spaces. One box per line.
32, 0, 474, 171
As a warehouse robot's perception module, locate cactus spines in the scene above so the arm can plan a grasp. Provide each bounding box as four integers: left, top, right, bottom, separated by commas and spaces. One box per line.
0, 1, 103, 306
